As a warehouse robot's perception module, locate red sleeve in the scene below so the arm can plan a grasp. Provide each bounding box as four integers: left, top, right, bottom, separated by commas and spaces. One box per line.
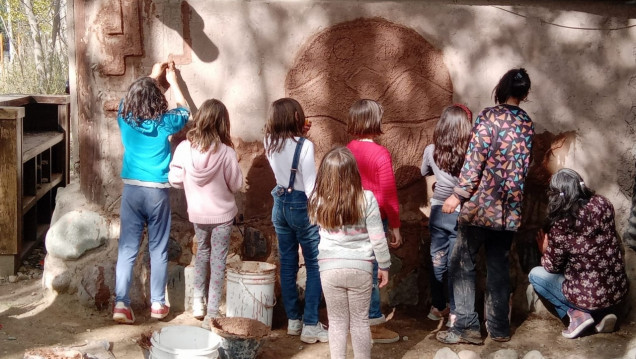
377, 148, 401, 229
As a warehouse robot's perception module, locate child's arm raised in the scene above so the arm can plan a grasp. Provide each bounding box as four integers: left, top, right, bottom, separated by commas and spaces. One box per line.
165, 63, 187, 109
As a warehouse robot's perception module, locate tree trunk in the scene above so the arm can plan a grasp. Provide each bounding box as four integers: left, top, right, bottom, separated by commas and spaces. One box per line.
23, 0, 46, 91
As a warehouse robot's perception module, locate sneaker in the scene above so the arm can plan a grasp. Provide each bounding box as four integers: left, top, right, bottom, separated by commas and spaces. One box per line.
371, 324, 400, 344
436, 329, 483, 345
113, 302, 135, 324
192, 298, 206, 320
300, 322, 329, 343
150, 302, 170, 319
427, 305, 450, 321
446, 314, 457, 328
595, 314, 617, 333
562, 308, 594, 339
288, 319, 302, 336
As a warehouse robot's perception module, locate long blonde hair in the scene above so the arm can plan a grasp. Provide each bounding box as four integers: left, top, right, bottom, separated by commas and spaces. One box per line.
264, 98, 305, 156
187, 99, 233, 152
308, 147, 365, 229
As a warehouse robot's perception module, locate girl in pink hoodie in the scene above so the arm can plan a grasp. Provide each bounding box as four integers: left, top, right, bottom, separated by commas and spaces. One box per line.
169, 99, 243, 328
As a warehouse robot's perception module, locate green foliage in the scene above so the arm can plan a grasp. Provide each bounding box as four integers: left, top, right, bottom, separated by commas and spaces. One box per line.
0, 0, 67, 95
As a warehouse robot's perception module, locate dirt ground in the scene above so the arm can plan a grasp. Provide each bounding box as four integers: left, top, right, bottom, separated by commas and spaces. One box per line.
1, 278, 634, 359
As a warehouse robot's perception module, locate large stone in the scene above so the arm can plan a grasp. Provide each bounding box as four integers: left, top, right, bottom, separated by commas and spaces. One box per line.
487, 349, 518, 359
522, 351, 545, 359
434, 347, 460, 359
458, 350, 481, 359
46, 210, 110, 260
78, 264, 115, 310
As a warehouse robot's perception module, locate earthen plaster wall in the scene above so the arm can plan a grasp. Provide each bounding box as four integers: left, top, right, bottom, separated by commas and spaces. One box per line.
67, 0, 636, 313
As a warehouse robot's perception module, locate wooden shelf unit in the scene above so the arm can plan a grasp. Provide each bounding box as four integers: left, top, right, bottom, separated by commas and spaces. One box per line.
0, 95, 70, 276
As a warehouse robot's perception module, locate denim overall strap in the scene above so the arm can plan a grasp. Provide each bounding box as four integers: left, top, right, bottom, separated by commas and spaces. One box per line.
287, 137, 305, 193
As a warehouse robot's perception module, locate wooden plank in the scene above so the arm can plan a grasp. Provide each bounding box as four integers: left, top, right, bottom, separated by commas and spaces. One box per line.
22, 173, 63, 215
0, 108, 22, 255
31, 95, 71, 105
0, 96, 30, 107
0, 106, 25, 119
57, 102, 70, 185
22, 132, 64, 163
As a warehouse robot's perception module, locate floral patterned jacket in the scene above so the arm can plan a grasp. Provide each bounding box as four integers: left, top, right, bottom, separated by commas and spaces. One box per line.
454, 104, 534, 231
542, 195, 629, 310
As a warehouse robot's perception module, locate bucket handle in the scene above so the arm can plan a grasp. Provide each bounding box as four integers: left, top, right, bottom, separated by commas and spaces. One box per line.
239, 278, 277, 308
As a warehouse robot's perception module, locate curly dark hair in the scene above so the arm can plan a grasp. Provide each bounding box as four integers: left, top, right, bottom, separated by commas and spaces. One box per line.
121, 77, 168, 125
546, 168, 595, 228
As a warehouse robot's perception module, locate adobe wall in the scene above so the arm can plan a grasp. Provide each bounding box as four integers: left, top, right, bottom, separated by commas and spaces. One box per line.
66, 0, 636, 315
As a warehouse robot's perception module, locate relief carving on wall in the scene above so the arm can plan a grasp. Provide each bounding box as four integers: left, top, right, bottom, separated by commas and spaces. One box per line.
96, 0, 143, 76
287, 17, 453, 188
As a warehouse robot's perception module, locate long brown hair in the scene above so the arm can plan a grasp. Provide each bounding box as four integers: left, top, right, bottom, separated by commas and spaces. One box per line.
264, 98, 305, 156
433, 105, 472, 177
186, 99, 233, 152
347, 99, 384, 139
308, 147, 365, 229
121, 77, 168, 125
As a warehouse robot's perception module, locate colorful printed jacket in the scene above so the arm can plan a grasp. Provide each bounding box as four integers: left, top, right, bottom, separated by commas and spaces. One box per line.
453, 104, 534, 231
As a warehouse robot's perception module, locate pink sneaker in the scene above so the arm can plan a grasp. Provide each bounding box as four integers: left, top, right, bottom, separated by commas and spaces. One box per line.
562, 309, 593, 339
113, 302, 135, 324
151, 302, 170, 319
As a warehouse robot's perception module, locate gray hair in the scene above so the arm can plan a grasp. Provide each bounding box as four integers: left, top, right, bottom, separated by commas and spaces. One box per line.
547, 168, 594, 226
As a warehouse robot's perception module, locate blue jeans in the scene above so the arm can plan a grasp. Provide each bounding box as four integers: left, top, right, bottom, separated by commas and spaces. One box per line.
450, 225, 513, 338
528, 266, 575, 319
368, 220, 389, 321
115, 184, 171, 306
429, 205, 458, 312
271, 186, 322, 325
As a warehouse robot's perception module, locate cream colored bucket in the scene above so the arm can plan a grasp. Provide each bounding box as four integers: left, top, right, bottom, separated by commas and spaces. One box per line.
226, 261, 277, 328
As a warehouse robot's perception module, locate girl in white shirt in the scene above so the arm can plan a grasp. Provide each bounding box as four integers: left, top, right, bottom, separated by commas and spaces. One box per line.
264, 98, 327, 344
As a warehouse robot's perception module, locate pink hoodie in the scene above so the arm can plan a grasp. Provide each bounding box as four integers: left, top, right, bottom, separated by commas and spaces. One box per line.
169, 140, 243, 224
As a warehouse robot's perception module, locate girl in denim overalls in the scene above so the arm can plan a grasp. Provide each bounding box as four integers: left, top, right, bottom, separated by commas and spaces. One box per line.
264, 98, 328, 343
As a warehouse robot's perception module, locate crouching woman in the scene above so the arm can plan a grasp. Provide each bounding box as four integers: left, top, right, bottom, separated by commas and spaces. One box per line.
529, 168, 629, 339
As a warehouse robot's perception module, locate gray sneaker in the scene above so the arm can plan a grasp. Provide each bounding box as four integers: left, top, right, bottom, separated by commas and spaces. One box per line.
288, 319, 302, 335
300, 322, 329, 343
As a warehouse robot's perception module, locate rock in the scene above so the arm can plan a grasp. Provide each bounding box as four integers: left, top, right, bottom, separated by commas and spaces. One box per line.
526, 284, 550, 317
458, 350, 482, 359
45, 210, 109, 260
522, 350, 545, 359
17, 272, 30, 281
388, 268, 418, 307
487, 349, 518, 359
50, 271, 72, 293
8, 275, 18, 283
434, 347, 460, 359
78, 264, 114, 310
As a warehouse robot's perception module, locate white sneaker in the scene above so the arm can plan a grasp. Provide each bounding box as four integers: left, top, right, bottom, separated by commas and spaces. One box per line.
300, 322, 329, 343
446, 313, 456, 328
192, 298, 206, 319
288, 319, 302, 335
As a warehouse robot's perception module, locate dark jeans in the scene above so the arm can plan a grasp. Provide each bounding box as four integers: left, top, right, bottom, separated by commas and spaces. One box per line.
271, 186, 322, 325
429, 205, 458, 312
450, 225, 513, 338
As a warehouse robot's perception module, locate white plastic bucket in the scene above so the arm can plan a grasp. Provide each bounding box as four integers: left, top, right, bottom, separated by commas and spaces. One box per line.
150, 325, 221, 359
226, 261, 277, 328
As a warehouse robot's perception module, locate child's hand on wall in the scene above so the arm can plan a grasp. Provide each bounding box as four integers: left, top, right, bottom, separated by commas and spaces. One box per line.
166, 62, 178, 85
150, 62, 168, 79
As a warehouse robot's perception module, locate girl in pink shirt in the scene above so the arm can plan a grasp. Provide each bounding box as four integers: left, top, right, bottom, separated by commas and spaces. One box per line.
169, 99, 243, 328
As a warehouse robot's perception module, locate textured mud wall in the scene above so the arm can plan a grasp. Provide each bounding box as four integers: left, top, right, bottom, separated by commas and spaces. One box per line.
287, 18, 452, 188
67, 0, 636, 316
